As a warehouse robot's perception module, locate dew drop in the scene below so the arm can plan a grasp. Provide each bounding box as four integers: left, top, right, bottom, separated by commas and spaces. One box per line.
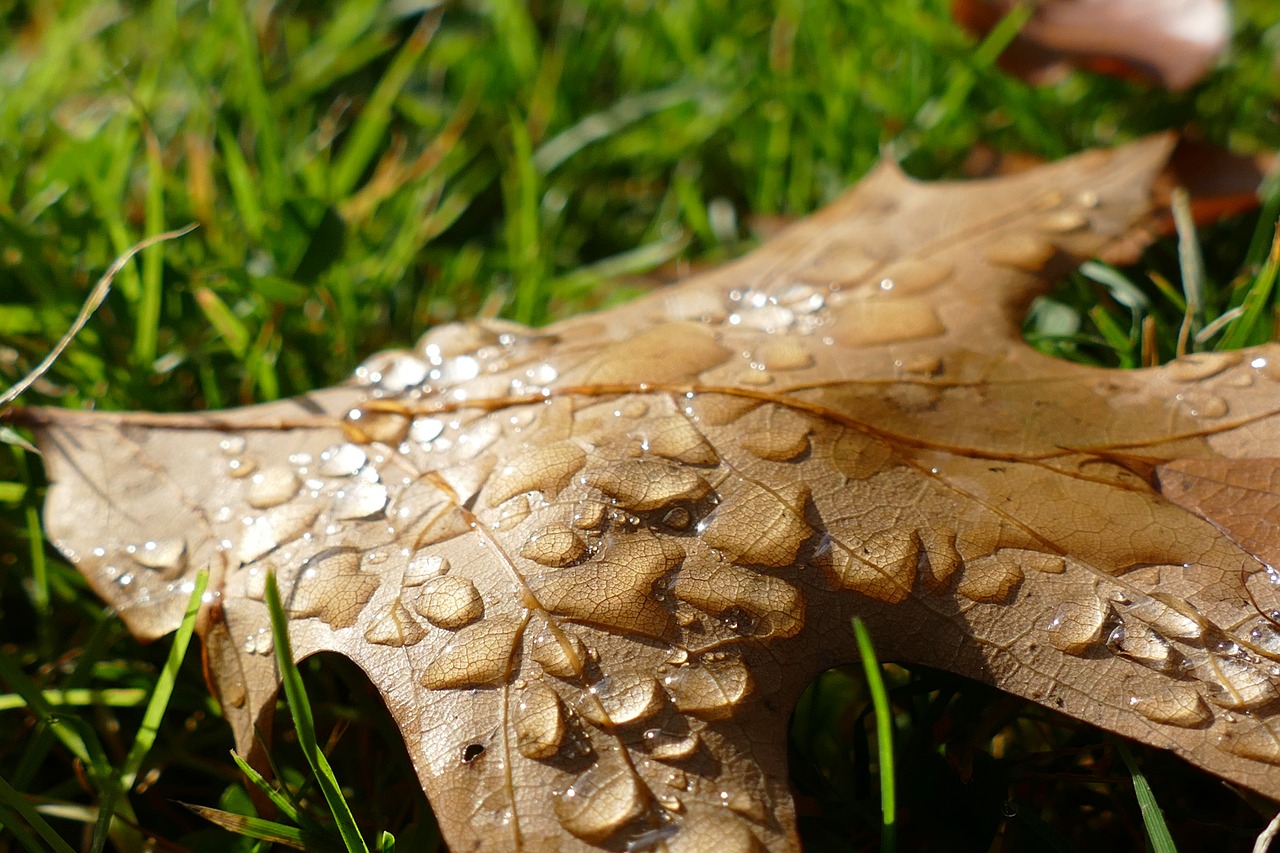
1126, 682, 1213, 728
699, 482, 811, 568
409, 417, 445, 445
487, 441, 587, 506
521, 524, 587, 567
246, 467, 301, 509
530, 630, 589, 679
412, 575, 484, 629
243, 627, 274, 656
131, 538, 187, 576
419, 616, 521, 690
637, 416, 719, 466
404, 553, 449, 586
752, 338, 814, 371
1202, 654, 1275, 711
641, 728, 700, 762
333, 481, 389, 520
364, 598, 427, 647
983, 233, 1056, 271
288, 548, 380, 629
318, 444, 368, 477
1044, 594, 1107, 654
1038, 209, 1088, 233
238, 504, 321, 564
572, 500, 608, 531
379, 355, 429, 391
586, 459, 712, 512
663, 657, 753, 720
514, 682, 566, 759
1215, 722, 1280, 765
1162, 351, 1240, 382
554, 760, 648, 843
1107, 620, 1177, 673
227, 457, 257, 478
582, 672, 665, 728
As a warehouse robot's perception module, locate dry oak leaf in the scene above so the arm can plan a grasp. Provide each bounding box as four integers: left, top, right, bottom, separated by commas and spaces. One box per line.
19, 134, 1280, 851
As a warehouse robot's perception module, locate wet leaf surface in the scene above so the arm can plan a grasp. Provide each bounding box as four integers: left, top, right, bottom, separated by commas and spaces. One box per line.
18, 135, 1280, 850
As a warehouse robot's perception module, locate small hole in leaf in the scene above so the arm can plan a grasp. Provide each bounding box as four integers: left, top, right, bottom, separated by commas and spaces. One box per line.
461, 742, 486, 763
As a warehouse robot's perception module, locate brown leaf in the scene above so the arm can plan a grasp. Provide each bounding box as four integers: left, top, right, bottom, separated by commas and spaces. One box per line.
954, 0, 1230, 91
19, 134, 1280, 850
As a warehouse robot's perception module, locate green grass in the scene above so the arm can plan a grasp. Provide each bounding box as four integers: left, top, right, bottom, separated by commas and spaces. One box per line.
1, 1, 1278, 850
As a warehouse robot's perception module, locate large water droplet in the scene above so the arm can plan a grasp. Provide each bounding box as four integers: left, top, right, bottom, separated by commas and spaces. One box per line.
412, 575, 484, 629
1044, 594, 1107, 654
238, 504, 321, 564
1215, 722, 1280, 765
663, 657, 753, 720
1107, 620, 1176, 672
700, 482, 811, 568
1202, 654, 1275, 711
318, 444, 368, 477
670, 564, 805, 638
364, 597, 427, 647
737, 409, 810, 461
752, 338, 814, 371
638, 417, 719, 466
419, 615, 520, 690
131, 538, 187, 576
530, 630, 589, 679
404, 553, 449, 586
344, 407, 411, 445
582, 672, 665, 728
554, 760, 649, 843
1126, 681, 1212, 728
521, 524, 587, 567
983, 232, 1055, 271
1162, 351, 1240, 382
288, 548, 380, 629
514, 682, 566, 759
487, 441, 587, 507
641, 727, 700, 761
246, 467, 300, 509
409, 417, 446, 446
333, 481, 389, 520
586, 459, 712, 512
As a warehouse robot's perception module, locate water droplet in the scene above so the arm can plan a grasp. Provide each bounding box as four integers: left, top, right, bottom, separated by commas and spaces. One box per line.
288, 548, 380, 629
404, 553, 449, 585
983, 232, 1056, 271
379, 355, 429, 391
738, 408, 810, 461
219, 436, 247, 455
955, 550, 1024, 604
830, 299, 946, 348
420, 615, 521, 690
521, 524, 587, 567
227, 457, 257, 478
238, 504, 321, 564
671, 563, 805, 638
582, 672, 665, 728
365, 597, 427, 647
243, 627, 273, 656
1202, 654, 1275, 711
1107, 620, 1176, 672
344, 406, 411, 445
487, 441, 587, 506
1126, 682, 1213, 728
131, 538, 187, 576
514, 682, 565, 759
638, 417, 719, 466
663, 657, 753, 720
1044, 594, 1107, 654
573, 500, 607, 531
496, 495, 532, 529
246, 467, 300, 509
1038, 209, 1088, 233
1162, 351, 1240, 382
438, 354, 481, 384
1215, 722, 1280, 765
530, 630, 588, 679
874, 259, 954, 295
642, 728, 700, 761
318, 443, 368, 477
752, 338, 814, 371
700, 482, 812, 568
404, 420, 442, 449
333, 481, 389, 519
455, 419, 502, 460
412, 575, 483, 629
1185, 394, 1229, 418
1134, 594, 1208, 640
586, 459, 712, 512
554, 760, 648, 843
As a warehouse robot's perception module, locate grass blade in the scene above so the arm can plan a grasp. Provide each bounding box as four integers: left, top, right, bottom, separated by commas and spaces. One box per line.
265, 572, 369, 853
1116, 740, 1177, 853
852, 618, 896, 853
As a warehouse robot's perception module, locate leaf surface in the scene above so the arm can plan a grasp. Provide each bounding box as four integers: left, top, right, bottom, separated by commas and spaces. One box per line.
24, 135, 1280, 851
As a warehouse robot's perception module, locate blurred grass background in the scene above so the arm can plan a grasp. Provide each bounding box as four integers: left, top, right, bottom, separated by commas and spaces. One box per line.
0, 0, 1278, 850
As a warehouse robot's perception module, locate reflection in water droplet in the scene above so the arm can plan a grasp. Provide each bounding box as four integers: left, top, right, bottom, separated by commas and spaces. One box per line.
521, 524, 587, 567
663, 657, 753, 719
333, 481, 389, 519
365, 598, 427, 647
582, 672, 665, 727
1107, 620, 1176, 672
410, 417, 445, 445
1127, 682, 1213, 728
413, 575, 484, 629
318, 443, 367, 477
404, 553, 449, 586
238, 504, 321, 564
246, 467, 301, 509
288, 548, 380, 628
530, 630, 589, 679
514, 682, 565, 759
419, 615, 520, 690
642, 728, 700, 761
1202, 654, 1275, 711
554, 760, 648, 843
131, 538, 187, 576
1044, 595, 1106, 654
